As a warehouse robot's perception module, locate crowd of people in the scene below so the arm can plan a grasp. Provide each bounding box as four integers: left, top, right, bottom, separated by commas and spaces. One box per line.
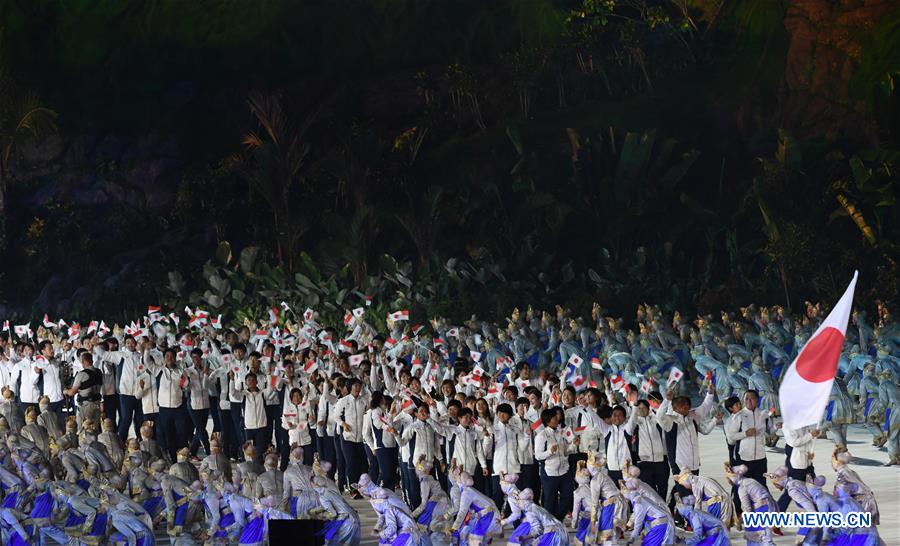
0, 300, 895, 545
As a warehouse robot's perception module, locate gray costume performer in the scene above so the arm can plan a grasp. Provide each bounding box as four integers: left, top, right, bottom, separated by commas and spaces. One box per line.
170, 447, 201, 484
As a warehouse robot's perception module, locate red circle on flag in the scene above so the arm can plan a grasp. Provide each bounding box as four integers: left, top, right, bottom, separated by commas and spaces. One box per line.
795, 327, 844, 383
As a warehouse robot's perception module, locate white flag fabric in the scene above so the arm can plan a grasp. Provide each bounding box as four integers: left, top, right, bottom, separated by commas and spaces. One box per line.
779, 271, 858, 429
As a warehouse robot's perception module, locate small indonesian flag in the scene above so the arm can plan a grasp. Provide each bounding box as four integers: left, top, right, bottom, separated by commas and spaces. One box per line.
401, 399, 415, 412
389, 310, 409, 322
343, 312, 353, 326
364, 295, 373, 306
211, 315, 222, 329
384, 337, 397, 349
591, 357, 603, 370
14, 323, 30, 337
433, 337, 445, 348
303, 359, 318, 374
43, 314, 55, 328
169, 313, 180, 327
339, 340, 354, 353
486, 384, 501, 399
268, 307, 280, 324
568, 354, 584, 367
574, 425, 588, 433
352, 307, 365, 319
1, 321, 7, 332
147, 305, 161, 316
668, 367, 684, 385
411, 324, 424, 336
349, 354, 364, 367
610, 375, 625, 391
780, 271, 858, 429
280, 301, 291, 312
470, 351, 482, 362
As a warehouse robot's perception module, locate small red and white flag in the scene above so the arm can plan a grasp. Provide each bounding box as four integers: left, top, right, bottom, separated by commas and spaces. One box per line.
411, 324, 424, 336
780, 271, 858, 429
531, 420, 543, 432
401, 399, 415, 412
574, 425, 588, 433
349, 354, 364, 367
87, 320, 98, 334
268, 307, 280, 324
42, 314, 55, 328
570, 373, 587, 391
486, 384, 502, 400
384, 337, 397, 349
98, 321, 110, 335
472, 364, 485, 377
68, 323, 81, 339
1, 321, 8, 332
303, 359, 318, 374
169, 313, 180, 327
610, 375, 625, 391
14, 323, 30, 337
568, 354, 583, 367
470, 351, 482, 362
564, 428, 575, 441
352, 307, 365, 319
303, 308, 314, 322
339, 340, 354, 353
668, 367, 684, 385
211, 315, 222, 329
433, 337, 445, 348
343, 311, 353, 326
280, 301, 291, 313
57, 319, 67, 329
389, 310, 409, 322
591, 357, 603, 370
640, 378, 653, 394
363, 295, 373, 306
447, 328, 459, 338
147, 305, 161, 316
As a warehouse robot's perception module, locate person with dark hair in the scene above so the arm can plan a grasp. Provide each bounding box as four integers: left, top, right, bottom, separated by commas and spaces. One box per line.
397, 402, 442, 510
657, 383, 717, 510
157, 348, 189, 461
487, 403, 520, 509
282, 387, 313, 466
66, 352, 102, 427
727, 389, 773, 489
334, 377, 368, 494
625, 398, 669, 500
514, 397, 539, 495
534, 407, 578, 520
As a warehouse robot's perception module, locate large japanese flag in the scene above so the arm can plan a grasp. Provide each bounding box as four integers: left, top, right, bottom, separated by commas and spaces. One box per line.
779, 271, 858, 429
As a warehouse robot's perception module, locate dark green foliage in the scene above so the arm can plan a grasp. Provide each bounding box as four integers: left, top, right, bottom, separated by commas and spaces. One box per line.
0, 1, 897, 321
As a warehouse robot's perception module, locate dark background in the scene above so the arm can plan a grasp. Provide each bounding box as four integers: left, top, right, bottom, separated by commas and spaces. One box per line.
0, 0, 897, 324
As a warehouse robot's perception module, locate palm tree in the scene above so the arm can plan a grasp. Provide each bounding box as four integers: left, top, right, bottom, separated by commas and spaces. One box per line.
237, 91, 317, 270
0, 70, 58, 213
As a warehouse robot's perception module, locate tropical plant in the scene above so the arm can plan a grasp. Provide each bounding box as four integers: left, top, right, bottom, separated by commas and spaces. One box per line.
0, 69, 58, 213
237, 92, 317, 270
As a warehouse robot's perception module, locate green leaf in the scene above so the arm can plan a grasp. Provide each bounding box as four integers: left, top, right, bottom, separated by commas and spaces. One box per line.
239, 246, 261, 274
215, 240, 233, 266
